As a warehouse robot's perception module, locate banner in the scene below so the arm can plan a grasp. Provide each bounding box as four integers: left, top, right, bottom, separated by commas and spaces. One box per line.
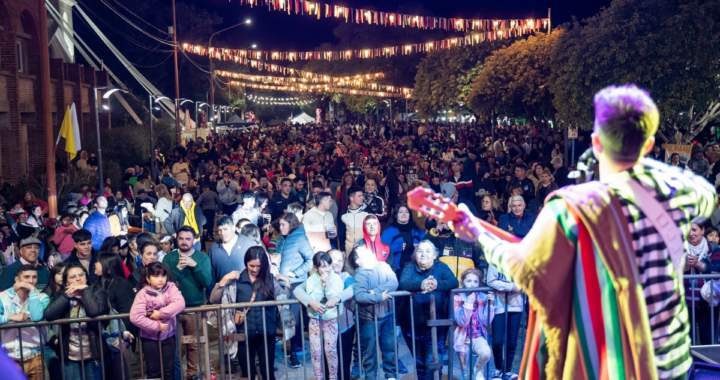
664, 144, 693, 164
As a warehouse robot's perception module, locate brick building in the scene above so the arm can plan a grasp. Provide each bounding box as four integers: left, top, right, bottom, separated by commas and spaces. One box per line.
0, 0, 109, 183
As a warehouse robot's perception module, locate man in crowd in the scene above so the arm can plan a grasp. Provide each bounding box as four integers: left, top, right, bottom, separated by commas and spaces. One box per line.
307, 181, 338, 221
505, 164, 535, 208
66, 229, 100, 284
291, 177, 307, 205
448, 160, 478, 216
207, 216, 256, 295
217, 170, 239, 216
268, 178, 300, 221
165, 193, 206, 251
302, 191, 336, 253
339, 186, 369, 254
231, 191, 261, 226
196, 183, 222, 243
163, 227, 211, 380
0, 264, 50, 380
551, 156, 570, 188
134, 189, 155, 217
0, 238, 49, 291
83, 195, 110, 250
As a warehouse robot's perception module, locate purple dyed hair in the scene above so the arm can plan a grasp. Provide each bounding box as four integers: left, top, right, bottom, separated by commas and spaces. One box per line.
593, 85, 659, 162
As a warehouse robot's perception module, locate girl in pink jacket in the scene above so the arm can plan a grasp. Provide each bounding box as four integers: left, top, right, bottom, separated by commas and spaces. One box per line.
130, 262, 185, 380
453, 269, 495, 380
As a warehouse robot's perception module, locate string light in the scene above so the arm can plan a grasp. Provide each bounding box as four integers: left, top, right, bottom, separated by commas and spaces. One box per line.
230, 81, 410, 98
214, 70, 410, 94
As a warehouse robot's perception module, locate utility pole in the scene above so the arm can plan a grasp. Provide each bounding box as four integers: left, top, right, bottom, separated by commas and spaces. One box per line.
39, 0, 57, 217
171, 0, 181, 145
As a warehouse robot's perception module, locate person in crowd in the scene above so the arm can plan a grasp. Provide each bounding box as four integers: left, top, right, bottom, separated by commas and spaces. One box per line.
130, 262, 185, 380
535, 168, 558, 211
207, 216, 257, 295
293, 252, 343, 380
453, 268, 494, 380
684, 222, 720, 345
505, 164, 535, 209
398, 241, 459, 380
26, 205, 43, 227
425, 219, 486, 281
0, 264, 50, 380
276, 212, 315, 366
286, 202, 305, 223
99, 237, 129, 277
669, 153, 686, 169
292, 177, 308, 205
65, 229, 99, 284
158, 235, 173, 263
164, 193, 206, 251
0, 237, 49, 291
42, 261, 65, 380
382, 205, 425, 275
108, 205, 130, 237
217, 171, 240, 216
43, 262, 109, 380
487, 259, 523, 380
706, 226, 720, 245
232, 191, 261, 226
268, 178, 301, 221
83, 196, 111, 251
209, 247, 290, 380
196, 184, 222, 243
130, 241, 159, 288
308, 181, 338, 221
173, 156, 191, 186
94, 253, 135, 380
163, 227, 211, 379
350, 246, 398, 380
303, 191, 336, 253
338, 186, 368, 254
362, 177, 388, 222
142, 184, 173, 234
688, 146, 710, 176
497, 195, 537, 239
335, 172, 357, 213
20, 191, 48, 216
550, 156, 570, 188
75, 211, 89, 229
353, 214, 390, 263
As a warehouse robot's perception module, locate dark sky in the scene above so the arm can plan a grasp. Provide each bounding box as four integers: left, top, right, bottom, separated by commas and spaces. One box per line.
206, 0, 612, 50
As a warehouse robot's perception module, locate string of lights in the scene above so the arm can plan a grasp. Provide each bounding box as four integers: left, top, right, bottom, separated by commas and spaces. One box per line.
230, 80, 409, 98
216, 70, 410, 94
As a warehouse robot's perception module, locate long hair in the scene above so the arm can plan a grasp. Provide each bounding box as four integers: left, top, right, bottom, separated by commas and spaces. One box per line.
47, 262, 67, 297
279, 212, 300, 235
155, 184, 172, 201
100, 237, 120, 253
96, 252, 127, 290
61, 262, 90, 290
244, 246, 274, 299
138, 262, 175, 290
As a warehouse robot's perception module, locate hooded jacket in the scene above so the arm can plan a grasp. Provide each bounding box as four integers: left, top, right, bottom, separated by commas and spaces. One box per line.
276, 226, 315, 284
353, 215, 391, 262
164, 201, 207, 237
130, 282, 185, 341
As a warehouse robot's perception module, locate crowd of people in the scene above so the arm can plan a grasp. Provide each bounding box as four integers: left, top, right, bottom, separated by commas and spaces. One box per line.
0, 119, 717, 380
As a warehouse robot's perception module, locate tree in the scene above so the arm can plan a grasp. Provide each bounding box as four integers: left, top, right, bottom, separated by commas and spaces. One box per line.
550, 0, 720, 140
413, 41, 510, 118
468, 31, 561, 119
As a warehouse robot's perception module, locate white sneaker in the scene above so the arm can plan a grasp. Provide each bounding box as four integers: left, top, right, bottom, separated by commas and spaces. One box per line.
474, 372, 486, 380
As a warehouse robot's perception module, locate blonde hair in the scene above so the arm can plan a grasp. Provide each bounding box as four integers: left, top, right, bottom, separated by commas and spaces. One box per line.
507, 195, 525, 213
481, 194, 500, 210
541, 168, 555, 183
155, 184, 172, 200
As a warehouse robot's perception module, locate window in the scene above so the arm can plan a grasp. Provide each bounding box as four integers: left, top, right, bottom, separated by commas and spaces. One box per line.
16, 39, 24, 73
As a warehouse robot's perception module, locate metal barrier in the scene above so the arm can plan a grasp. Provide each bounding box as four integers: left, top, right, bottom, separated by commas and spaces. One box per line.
686, 273, 720, 346
3, 274, 717, 380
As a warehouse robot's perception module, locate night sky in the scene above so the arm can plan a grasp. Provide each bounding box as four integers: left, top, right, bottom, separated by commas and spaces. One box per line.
204, 0, 613, 50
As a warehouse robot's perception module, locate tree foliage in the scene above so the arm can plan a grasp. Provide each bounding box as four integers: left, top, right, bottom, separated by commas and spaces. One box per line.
550, 0, 720, 137
413, 41, 510, 118
467, 31, 561, 119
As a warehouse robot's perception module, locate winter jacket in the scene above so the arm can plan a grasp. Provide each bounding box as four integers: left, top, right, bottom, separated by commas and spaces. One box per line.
207, 235, 257, 298
363, 193, 388, 222
427, 229, 486, 281
130, 282, 185, 341
54, 225, 78, 256
497, 211, 537, 239
353, 262, 398, 321
398, 261, 458, 331
231, 270, 284, 337
506, 177, 536, 204
339, 205, 369, 254
448, 173, 475, 205
294, 272, 355, 332
84, 211, 111, 251
277, 226, 315, 284
43, 285, 109, 360
300, 271, 343, 320
381, 223, 425, 271
486, 264, 523, 314
216, 180, 239, 206
164, 203, 206, 237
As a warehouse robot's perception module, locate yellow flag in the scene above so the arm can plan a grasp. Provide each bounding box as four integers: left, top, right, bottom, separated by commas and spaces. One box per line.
59, 105, 79, 159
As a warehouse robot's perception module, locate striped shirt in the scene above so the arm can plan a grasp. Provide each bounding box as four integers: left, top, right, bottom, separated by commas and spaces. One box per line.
478, 159, 715, 380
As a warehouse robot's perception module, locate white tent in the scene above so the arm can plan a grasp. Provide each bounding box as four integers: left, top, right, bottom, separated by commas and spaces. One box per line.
291, 112, 315, 125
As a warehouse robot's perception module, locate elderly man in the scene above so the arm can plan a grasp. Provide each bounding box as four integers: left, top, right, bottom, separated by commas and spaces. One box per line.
0, 238, 49, 291
165, 193, 206, 251
0, 264, 50, 380
83, 196, 110, 250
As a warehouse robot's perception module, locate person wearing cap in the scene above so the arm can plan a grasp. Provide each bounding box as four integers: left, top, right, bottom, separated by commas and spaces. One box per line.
0, 264, 50, 380
0, 238, 49, 291
688, 146, 710, 176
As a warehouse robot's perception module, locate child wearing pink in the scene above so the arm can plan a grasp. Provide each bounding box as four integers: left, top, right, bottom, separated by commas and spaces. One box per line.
54, 224, 78, 260
453, 269, 494, 380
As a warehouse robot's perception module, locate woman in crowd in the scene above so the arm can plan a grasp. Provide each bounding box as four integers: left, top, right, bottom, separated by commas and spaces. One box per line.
95, 252, 135, 380
535, 168, 558, 210
55, 212, 78, 260
43, 262, 109, 380
684, 222, 720, 345
76, 211, 89, 229
130, 241, 159, 288
335, 172, 356, 213
398, 240, 459, 380
20, 190, 48, 215
477, 195, 500, 227
109, 205, 130, 237
26, 205, 43, 227
209, 247, 290, 380
363, 177, 388, 222
276, 212, 315, 366
486, 261, 523, 380
382, 205, 425, 276
43, 262, 66, 380
142, 184, 173, 234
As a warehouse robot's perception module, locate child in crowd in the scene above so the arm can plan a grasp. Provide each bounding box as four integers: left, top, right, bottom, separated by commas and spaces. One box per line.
453, 269, 494, 380
297, 252, 343, 380
130, 262, 185, 380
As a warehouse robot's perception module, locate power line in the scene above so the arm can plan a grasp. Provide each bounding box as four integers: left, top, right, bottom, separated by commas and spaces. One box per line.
109, 0, 171, 37
81, 0, 175, 47
131, 53, 174, 68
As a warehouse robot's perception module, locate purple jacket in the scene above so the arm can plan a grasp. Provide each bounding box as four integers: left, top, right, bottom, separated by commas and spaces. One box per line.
130, 282, 185, 340
84, 211, 111, 250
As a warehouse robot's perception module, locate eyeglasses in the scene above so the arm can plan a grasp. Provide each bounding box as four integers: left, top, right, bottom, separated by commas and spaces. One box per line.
67, 272, 86, 281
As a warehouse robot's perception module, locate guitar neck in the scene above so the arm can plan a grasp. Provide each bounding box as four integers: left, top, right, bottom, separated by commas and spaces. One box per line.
470, 215, 521, 243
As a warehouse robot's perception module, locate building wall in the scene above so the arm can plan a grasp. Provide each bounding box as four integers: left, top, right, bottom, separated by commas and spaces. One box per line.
0, 0, 109, 183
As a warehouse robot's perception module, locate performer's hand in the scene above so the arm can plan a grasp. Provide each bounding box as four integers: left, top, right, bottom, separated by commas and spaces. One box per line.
449, 203, 485, 243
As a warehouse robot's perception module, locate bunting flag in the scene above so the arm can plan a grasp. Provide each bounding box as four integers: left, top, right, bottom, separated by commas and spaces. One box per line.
215, 70, 411, 94
229, 80, 410, 98
56, 103, 81, 159
183, 23, 540, 62
230, 0, 548, 33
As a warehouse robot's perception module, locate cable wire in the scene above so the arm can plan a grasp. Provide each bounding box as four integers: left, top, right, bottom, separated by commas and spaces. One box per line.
131, 53, 174, 68
109, 0, 170, 36
79, 0, 175, 47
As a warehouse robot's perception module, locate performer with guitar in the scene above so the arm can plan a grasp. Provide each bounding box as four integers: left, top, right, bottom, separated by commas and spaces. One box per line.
409, 85, 716, 380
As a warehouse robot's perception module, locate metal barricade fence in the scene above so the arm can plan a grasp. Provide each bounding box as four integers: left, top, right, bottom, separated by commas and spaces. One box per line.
685, 273, 720, 347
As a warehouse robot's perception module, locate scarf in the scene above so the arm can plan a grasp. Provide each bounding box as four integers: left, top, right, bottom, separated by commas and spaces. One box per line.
364, 190, 378, 205
687, 237, 710, 262
181, 201, 200, 238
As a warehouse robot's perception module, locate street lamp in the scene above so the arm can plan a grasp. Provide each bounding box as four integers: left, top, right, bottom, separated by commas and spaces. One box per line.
92, 87, 128, 191
209, 19, 252, 133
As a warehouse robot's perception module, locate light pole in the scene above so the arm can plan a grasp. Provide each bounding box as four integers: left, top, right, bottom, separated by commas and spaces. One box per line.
209, 19, 251, 133
150, 95, 170, 182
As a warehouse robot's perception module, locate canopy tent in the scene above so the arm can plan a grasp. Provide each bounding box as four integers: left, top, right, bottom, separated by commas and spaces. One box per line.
290, 112, 315, 125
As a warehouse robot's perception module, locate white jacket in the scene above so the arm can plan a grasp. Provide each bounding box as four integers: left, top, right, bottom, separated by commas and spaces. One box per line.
486, 264, 523, 314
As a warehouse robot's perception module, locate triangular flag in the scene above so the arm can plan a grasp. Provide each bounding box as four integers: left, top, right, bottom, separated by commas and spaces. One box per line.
57, 103, 81, 160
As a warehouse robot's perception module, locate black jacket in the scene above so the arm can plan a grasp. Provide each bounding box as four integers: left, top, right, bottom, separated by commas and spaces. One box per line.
553, 166, 571, 188
65, 250, 100, 285
398, 261, 458, 331
235, 270, 283, 337
106, 278, 138, 337
164, 205, 207, 237
43, 285, 109, 361
267, 192, 300, 221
